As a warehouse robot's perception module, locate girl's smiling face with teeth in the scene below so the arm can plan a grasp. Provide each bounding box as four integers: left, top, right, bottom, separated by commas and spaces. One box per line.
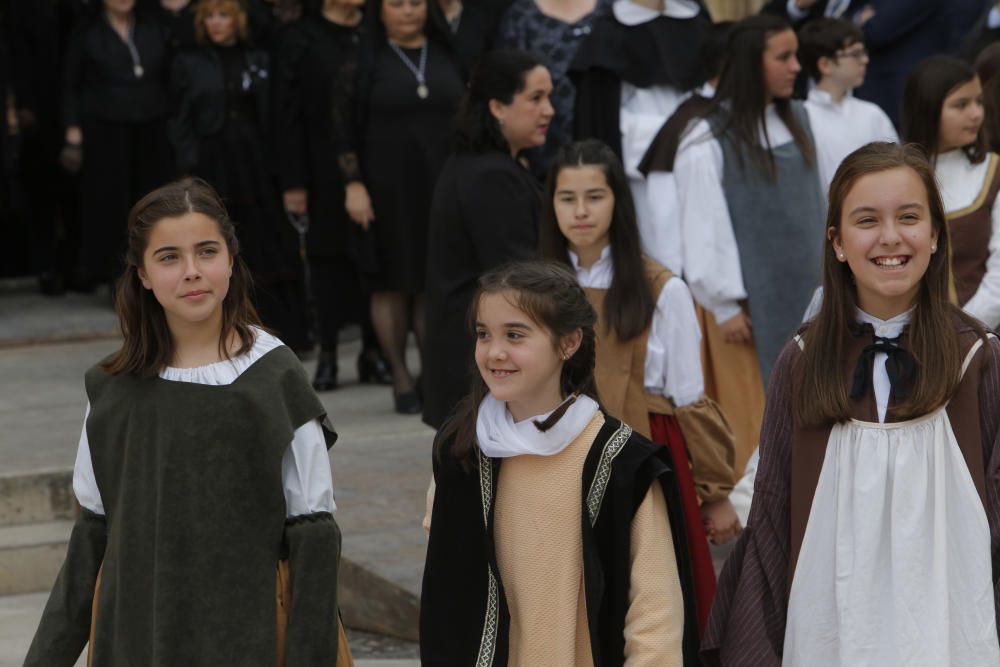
831, 166, 938, 320
474, 291, 579, 422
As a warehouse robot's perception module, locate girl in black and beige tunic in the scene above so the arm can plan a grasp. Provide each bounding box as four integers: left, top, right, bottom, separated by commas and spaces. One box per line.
703, 143, 1000, 666
25, 179, 342, 666
421, 260, 700, 666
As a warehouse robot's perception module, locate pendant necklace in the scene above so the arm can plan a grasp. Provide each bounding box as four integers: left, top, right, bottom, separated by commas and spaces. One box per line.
388, 40, 429, 99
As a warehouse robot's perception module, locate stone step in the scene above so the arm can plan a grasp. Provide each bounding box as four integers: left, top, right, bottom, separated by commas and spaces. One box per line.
0, 520, 75, 596
0, 470, 76, 527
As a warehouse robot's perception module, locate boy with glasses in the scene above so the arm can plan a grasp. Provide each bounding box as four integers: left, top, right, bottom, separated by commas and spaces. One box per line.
800, 17, 897, 191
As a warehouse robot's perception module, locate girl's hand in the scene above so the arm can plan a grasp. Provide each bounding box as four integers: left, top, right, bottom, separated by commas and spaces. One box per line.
720, 311, 753, 344
857, 4, 875, 25
701, 498, 742, 545
345, 181, 375, 231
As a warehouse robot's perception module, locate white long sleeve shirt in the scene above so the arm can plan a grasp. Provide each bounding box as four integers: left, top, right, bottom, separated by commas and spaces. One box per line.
936, 149, 1000, 329
673, 106, 794, 323
570, 246, 705, 407
804, 88, 898, 194
72, 328, 337, 517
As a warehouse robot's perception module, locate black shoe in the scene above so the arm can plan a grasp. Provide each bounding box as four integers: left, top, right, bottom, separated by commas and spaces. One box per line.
358, 350, 393, 385
393, 389, 422, 415
312, 352, 339, 391
39, 272, 67, 297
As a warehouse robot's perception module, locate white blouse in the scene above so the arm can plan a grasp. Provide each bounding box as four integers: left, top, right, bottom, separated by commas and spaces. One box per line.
935, 149, 1000, 328
804, 88, 898, 194
673, 105, 794, 324
72, 328, 337, 518
570, 246, 705, 407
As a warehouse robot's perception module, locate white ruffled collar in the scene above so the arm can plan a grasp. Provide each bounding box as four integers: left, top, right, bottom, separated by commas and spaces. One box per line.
159, 327, 283, 385
855, 306, 913, 339
476, 393, 601, 458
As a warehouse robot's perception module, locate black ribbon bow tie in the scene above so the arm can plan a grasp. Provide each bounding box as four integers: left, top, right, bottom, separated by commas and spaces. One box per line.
850, 335, 916, 401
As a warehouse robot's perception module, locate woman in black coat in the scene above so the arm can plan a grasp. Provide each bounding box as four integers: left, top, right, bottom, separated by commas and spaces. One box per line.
337, 0, 465, 413
273, 0, 392, 390
421, 49, 554, 428
62, 0, 174, 288
170, 0, 309, 349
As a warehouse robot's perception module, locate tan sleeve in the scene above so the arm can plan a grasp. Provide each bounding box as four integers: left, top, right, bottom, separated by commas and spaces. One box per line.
675, 397, 737, 503
423, 476, 436, 535
623, 482, 684, 667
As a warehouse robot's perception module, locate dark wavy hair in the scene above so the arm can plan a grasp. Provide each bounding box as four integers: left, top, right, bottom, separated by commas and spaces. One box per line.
436, 260, 600, 466
101, 178, 261, 376
795, 142, 987, 426
539, 140, 655, 342
706, 14, 815, 180
901, 55, 987, 165
454, 48, 547, 154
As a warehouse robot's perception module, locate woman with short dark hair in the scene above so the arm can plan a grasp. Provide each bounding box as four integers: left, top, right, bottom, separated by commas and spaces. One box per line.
421, 48, 554, 428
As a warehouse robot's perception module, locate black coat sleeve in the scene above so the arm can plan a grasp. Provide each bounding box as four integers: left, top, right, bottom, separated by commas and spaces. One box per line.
168, 54, 200, 173
24, 510, 107, 667
460, 161, 539, 270
61, 25, 84, 128
283, 512, 342, 666
272, 25, 310, 192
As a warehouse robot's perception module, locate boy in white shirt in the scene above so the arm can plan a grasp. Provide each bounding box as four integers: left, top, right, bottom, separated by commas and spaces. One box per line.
800, 18, 898, 192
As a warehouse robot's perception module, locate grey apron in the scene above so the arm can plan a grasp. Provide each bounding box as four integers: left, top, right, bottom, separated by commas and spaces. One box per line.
707, 102, 826, 385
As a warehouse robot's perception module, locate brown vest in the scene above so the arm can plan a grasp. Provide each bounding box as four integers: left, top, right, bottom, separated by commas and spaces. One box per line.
786, 323, 991, 582
948, 153, 1000, 306
584, 258, 674, 439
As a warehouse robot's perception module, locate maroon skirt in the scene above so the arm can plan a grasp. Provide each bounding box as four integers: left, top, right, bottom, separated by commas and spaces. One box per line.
649, 413, 717, 637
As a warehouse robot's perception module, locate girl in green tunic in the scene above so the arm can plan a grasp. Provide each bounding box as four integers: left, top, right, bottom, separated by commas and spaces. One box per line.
26, 178, 342, 666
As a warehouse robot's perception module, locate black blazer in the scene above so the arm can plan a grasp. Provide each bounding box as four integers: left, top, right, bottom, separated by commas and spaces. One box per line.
421, 151, 541, 428
168, 46, 269, 172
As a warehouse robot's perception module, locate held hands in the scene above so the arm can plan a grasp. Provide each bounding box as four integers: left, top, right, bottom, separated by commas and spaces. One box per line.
283, 188, 308, 216
60, 125, 84, 174
345, 181, 375, 231
857, 4, 876, 25
700, 498, 742, 545
719, 311, 753, 345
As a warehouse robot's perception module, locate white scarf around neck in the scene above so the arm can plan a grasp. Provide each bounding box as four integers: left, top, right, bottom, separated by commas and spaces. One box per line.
476, 393, 601, 458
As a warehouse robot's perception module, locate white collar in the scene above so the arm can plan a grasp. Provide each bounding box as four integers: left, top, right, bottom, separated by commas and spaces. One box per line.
697, 81, 715, 98
855, 306, 914, 339
612, 0, 700, 26
476, 393, 601, 458
807, 87, 854, 109
568, 245, 614, 288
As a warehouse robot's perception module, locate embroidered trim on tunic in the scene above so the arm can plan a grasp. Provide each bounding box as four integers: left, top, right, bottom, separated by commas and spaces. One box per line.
947, 153, 999, 221
476, 450, 499, 667
586, 422, 632, 526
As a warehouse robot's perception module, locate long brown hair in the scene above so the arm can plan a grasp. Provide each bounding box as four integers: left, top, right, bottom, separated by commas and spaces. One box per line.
101, 177, 261, 377
538, 140, 655, 342
436, 261, 600, 466
901, 55, 987, 165
707, 14, 815, 181
795, 142, 987, 426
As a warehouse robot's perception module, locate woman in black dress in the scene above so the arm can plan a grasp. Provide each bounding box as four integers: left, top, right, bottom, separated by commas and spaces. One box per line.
421, 49, 554, 428
274, 0, 392, 389
337, 0, 464, 413
170, 0, 310, 349
62, 0, 174, 288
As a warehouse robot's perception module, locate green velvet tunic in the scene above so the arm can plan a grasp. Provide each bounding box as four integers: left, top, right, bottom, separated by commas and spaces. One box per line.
25, 345, 340, 666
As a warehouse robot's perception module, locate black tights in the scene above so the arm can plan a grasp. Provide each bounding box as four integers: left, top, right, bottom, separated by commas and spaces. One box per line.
370, 291, 424, 393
